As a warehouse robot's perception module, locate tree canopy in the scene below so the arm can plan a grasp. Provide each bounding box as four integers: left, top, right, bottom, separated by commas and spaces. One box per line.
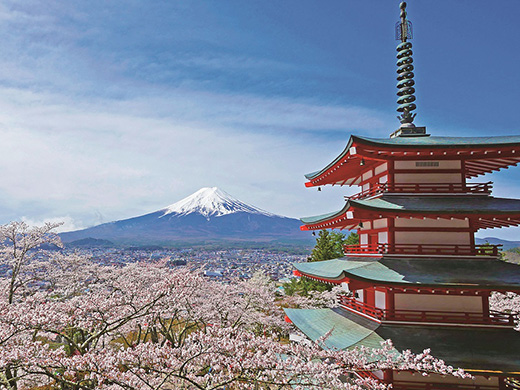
282, 276, 332, 296
310, 230, 358, 262
0, 222, 469, 389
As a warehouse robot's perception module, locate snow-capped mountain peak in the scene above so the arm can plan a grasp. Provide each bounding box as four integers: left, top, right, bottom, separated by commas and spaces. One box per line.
162, 187, 276, 219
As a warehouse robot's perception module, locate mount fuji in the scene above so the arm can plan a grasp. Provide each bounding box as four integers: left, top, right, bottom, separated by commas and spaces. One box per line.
60, 188, 313, 247
162, 187, 275, 219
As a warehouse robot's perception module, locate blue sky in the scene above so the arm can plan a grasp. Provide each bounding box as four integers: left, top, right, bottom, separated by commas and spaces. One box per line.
0, 1, 520, 240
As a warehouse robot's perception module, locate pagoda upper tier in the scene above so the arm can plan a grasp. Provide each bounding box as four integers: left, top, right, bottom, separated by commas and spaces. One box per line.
305, 135, 520, 187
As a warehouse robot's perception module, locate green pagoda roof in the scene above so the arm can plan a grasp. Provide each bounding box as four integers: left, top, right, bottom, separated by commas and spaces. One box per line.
283, 307, 383, 351
304, 134, 520, 180
284, 308, 520, 374
353, 195, 520, 214
354, 134, 520, 148
300, 195, 520, 225
294, 257, 520, 290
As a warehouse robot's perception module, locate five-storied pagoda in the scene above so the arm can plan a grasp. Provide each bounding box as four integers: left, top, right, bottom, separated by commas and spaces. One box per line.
284, 3, 520, 389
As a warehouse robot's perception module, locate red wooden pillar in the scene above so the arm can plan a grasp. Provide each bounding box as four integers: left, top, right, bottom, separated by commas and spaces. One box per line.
388, 160, 395, 187
498, 376, 507, 390
383, 369, 393, 384
469, 218, 476, 254
482, 292, 490, 319
460, 159, 466, 185
385, 288, 395, 320
365, 288, 375, 307
388, 218, 395, 251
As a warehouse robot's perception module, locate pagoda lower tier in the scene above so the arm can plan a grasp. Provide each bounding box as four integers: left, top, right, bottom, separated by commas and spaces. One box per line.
285, 255, 520, 388
292, 256, 520, 327
284, 307, 520, 386
300, 195, 520, 257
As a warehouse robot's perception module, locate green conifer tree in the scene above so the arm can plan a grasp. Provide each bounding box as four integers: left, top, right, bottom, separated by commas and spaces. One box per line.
282, 230, 359, 296
309, 230, 359, 262
344, 231, 359, 246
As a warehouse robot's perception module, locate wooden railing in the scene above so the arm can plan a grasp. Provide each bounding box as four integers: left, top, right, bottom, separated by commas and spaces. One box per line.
338, 295, 515, 326
348, 185, 387, 200
338, 295, 384, 319
344, 243, 382, 254
385, 309, 514, 325
354, 371, 381, 382
347, 182, 493, 200
343, 243, 502, 257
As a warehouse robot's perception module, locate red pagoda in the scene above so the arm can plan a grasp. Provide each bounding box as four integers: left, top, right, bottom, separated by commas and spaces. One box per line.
284, 3, 520, 389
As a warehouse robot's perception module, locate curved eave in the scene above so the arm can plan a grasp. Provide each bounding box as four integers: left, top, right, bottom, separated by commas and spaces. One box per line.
300, 196, 520, 231
299, 270, 520, 291
294, 258, 520, 291
294, 258, 368, 280
304, 135, 520, 186
305, 137, 355, 181
350, 196, 520, 215
300, 202, 360, 231
304, 136, 383, 188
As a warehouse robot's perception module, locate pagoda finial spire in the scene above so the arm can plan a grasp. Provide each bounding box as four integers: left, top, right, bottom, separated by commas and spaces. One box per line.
395, 1, 417, 127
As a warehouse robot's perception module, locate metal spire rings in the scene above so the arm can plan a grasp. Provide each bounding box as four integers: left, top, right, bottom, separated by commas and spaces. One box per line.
396, 2, 416, 126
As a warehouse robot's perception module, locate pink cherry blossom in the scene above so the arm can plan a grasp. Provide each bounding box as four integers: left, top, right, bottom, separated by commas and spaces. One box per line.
0, 222, 471, 389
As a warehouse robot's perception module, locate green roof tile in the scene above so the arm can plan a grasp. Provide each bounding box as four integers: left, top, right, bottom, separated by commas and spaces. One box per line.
352, 195, 520, 214
378, 325, 520, 374
283, 308, 382, 350
355, 134, 520, 148
285, 308, 520, 374
294, 257, 520, 289
300, 195, 520, 225
294, 258, 370, 279
300, 210, 342, 224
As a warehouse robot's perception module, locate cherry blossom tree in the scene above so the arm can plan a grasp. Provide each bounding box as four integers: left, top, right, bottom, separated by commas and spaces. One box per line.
490, 291, 520, 330
0, 221, 63, 304
0, 222, 469, 390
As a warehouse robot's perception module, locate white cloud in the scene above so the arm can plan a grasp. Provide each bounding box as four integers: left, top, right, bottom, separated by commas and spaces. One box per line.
0, 83, 390, 227
21, 215, 85, 233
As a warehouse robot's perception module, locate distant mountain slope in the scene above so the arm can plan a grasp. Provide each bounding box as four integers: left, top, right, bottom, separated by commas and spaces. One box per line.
67, 238, 115, 248
476, 237, 520, 250
60, 187, 313, 247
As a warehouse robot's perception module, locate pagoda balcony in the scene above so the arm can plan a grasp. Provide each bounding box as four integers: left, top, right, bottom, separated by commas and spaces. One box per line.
338, 295, 515, 327
343, 243, 502, 257
347, 182, 493, 201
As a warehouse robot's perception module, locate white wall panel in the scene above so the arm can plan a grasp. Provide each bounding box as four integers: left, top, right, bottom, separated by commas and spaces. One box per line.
394, 231, 470, 245
394, 294, 482, 313
373, 219, 388, 229
375, 163, 388, 175
394, 218, 469, 228
378, 231, 388, 244
362, 171, 373, 181
375, 291, 386, 309
394, 173, 462, 184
